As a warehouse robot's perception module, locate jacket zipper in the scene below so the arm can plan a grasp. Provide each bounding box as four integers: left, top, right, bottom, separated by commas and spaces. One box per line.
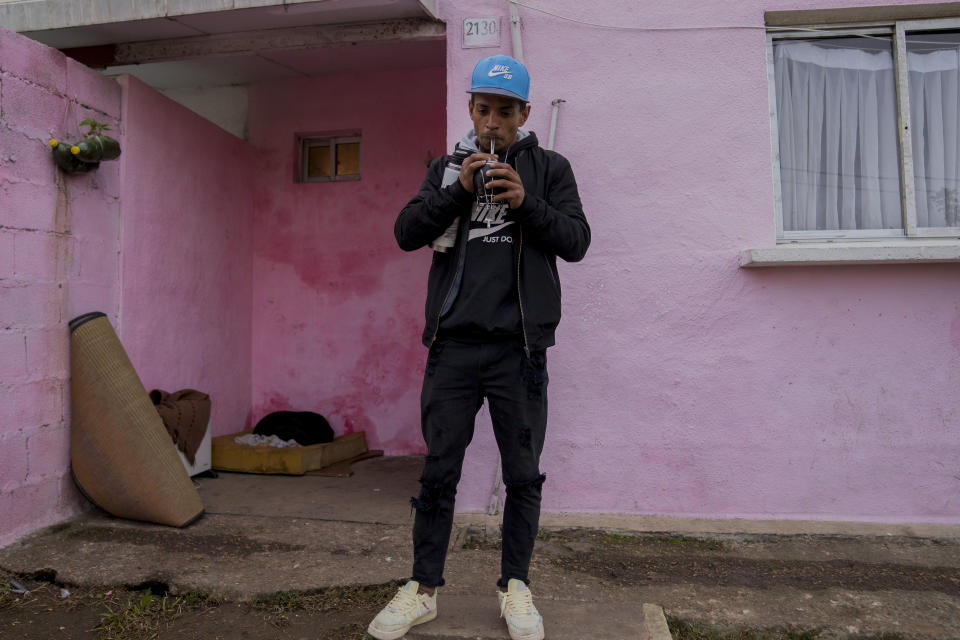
515, 149, 530, 357
517, 225, 530, 357
431, 218, 467, 343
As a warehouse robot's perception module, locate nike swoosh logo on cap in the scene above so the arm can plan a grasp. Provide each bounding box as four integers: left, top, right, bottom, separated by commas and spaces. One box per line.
488, 69, 512, 77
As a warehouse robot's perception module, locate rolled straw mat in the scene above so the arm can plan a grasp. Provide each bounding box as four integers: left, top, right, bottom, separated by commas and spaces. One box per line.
69, 312, 203, 527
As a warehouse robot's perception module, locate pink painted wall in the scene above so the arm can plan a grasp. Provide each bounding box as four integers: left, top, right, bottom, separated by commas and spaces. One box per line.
117, 76, 254, 438
0, 26, 122, 548
439, 0, 960, 522
4, 0, 960, 551
247, 67, 445, 451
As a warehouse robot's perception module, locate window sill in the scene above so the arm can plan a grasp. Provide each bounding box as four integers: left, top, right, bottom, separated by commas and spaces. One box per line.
739, 240, 960, 267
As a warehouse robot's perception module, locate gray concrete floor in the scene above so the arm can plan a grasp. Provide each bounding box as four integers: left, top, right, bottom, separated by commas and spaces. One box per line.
2, 455, 959, 639
0, 456, 671, 639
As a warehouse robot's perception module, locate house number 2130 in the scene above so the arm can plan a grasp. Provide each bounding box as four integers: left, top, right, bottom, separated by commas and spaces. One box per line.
463, 17, 500, 48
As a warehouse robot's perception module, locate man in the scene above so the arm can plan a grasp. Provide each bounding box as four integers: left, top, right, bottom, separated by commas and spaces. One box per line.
368, 54, 590, 640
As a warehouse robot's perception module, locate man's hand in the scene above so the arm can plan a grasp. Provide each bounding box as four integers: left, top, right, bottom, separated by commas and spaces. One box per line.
483, 162, 525, 210
458, 154, 525, 210
458, 153, 495, 193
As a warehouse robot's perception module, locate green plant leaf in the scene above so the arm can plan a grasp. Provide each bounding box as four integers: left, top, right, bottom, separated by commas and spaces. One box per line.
78, 117, 110, 139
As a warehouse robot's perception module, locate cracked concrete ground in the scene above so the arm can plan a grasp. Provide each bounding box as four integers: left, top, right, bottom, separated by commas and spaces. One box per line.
1, 455, 959, 639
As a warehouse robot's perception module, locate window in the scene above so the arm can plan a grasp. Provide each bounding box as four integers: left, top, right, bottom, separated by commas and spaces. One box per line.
297, 134, 361, 182
769, 18, 960, 241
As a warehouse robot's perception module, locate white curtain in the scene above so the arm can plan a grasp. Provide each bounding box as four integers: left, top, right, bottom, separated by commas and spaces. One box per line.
908, 47, 960, 228
774, 40, 903, 231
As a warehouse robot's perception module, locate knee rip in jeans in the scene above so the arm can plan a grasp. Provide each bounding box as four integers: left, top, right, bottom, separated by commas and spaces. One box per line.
504, 473, 546, 492
410, 477, 457, 512
518, 426, 532, 448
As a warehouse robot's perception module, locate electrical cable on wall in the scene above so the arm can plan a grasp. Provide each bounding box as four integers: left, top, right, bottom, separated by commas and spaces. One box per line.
508, 0, 931, 40
510, 2, 944, 48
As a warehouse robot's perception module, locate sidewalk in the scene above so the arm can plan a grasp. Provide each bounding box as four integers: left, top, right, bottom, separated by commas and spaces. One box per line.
1, 456, 958, 639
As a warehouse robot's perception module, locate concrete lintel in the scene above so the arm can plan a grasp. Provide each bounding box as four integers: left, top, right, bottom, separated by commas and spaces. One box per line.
739, 241, 960, 267
766, 2, 960, 27
0, 0, 436, 32
111, 17, 445, 64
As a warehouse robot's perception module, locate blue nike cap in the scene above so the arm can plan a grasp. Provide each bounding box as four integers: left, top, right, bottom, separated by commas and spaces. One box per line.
467, 54, 530, 103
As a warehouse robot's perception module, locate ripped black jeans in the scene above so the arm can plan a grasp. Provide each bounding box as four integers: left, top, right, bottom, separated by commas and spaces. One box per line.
411, 338, 548, 588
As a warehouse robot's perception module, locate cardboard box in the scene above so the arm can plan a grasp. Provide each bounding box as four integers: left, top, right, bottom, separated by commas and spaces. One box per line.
212, 430, 368, 475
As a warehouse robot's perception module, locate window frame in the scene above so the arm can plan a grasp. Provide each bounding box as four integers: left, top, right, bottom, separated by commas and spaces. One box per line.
296, 133, 362, 183
768, 17, 960, 243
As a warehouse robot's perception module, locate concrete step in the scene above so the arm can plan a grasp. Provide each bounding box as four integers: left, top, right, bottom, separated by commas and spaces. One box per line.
405, 594, 671, 640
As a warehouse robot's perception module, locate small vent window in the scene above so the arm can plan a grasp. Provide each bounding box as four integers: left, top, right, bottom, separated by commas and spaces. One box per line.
298, 134, 361, 182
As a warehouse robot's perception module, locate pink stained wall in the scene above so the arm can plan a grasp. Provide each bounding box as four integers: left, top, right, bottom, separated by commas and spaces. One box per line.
0, 26, 122, 548
116, 76, 254, 439
247, 68, 445, 452
3, 0, 960, 552
439, 0, 960, 522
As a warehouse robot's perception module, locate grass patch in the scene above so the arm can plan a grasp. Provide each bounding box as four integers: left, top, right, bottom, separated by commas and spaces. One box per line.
249, 581, 404, 628
667, 618, 818, 640
668, 617, 818, 640
252, 581, 402, 613
93, 591, 194, 640
250, 589, 305, 611
667, 617, 910, 640
599, 532, 636, 543
305, 582, 404, 613
652, 536, 725, 551
596, 533, 726, 551
178, 590, 211, 607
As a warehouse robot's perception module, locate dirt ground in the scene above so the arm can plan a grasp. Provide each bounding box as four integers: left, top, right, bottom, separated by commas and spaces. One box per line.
0, 575, 404, 640
2, 529, 959, 640
523, 531, 960, 639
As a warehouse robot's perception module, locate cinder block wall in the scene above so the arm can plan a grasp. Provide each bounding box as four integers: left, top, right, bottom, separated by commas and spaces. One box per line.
0, 27, 122, 548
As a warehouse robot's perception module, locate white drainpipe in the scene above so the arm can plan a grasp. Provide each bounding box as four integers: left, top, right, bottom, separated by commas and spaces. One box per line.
547, 98, 566, 151
509, 0, 524, 63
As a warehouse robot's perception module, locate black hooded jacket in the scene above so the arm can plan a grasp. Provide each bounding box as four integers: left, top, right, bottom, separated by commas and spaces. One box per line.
395, 131, 590, 352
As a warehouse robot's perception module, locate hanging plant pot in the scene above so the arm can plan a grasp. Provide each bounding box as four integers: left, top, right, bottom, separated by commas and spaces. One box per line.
50, 139, 98, 174
71, 135, 121, 163
50, 118, 121, 175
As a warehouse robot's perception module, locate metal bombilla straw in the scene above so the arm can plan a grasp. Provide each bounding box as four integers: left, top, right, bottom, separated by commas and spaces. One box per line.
481, 139, 495, 204
484, 138, 496, 202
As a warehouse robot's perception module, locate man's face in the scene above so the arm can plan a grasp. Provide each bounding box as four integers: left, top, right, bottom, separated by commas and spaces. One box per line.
469, 94, 531, 155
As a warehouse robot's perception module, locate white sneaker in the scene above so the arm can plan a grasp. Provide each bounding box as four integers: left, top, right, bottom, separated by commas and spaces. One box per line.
497, 578, 544, 640
367, 580, 437, 640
